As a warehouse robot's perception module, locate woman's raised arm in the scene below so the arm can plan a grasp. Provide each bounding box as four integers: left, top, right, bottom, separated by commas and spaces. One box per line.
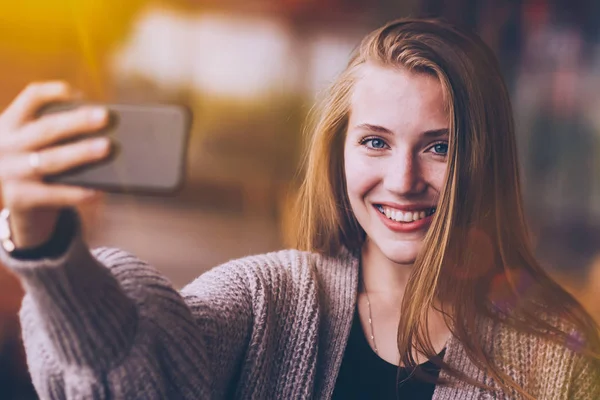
0, 82, 253, 399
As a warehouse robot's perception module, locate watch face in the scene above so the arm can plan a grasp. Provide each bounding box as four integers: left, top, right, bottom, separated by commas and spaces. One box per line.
0, 209, 15, 252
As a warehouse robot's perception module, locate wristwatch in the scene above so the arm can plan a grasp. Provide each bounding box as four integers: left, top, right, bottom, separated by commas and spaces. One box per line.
0, 208, 16, 252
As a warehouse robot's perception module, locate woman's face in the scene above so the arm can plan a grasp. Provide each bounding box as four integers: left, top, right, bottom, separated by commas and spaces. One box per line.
344, 63, 449, 265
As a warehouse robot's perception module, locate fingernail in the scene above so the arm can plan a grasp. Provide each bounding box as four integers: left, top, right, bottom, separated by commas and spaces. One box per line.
91, 138, 110, 153
90, 107, 108, 123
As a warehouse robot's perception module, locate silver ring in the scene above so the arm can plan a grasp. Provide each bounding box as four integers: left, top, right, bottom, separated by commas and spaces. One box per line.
28, 151, 41, 174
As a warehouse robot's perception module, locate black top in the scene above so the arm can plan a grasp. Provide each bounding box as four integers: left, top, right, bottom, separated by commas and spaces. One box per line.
332, 309, 444, 400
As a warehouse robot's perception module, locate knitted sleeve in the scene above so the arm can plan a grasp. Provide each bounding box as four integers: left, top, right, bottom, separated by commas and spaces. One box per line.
0, 231, 253, 399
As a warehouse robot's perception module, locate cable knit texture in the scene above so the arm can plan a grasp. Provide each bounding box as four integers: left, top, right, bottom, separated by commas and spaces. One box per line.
1, 232, 599, 399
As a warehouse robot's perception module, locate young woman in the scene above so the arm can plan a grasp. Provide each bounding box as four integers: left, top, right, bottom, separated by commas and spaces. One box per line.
0, 19, 598, 400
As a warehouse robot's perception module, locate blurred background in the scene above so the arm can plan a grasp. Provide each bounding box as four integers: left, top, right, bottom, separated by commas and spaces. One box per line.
1, 0, 599, 398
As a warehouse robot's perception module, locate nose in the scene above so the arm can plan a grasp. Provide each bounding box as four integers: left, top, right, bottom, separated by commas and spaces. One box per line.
382, 150, 426, 195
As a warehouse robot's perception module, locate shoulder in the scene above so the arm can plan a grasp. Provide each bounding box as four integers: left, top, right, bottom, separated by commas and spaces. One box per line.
183, 248, 358, 292
183, 249, 318, 294
483, 313, 600, 397
486, 312, 585, 360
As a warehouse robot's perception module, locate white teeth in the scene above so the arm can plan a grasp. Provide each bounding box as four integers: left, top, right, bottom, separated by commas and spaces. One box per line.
377, 206, 433, 223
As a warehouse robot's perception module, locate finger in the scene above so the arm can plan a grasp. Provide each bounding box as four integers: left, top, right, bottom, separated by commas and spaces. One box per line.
36, 136, 112, 176
9, 106, 109, 152
0, 81, 77, 129
0, 137, 111, 180
0, 153, 33, 180
2, 180, 99, 211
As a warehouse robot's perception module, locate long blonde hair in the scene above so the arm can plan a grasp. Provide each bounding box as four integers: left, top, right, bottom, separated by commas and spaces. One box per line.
293, 18, 599, 397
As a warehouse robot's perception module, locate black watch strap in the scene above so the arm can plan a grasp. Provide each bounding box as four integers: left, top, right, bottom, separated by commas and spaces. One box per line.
10, 209, 78, 261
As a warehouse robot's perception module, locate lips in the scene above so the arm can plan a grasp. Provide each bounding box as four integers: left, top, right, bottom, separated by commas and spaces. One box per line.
373, 204, 436, 233
376, 204, 436, 223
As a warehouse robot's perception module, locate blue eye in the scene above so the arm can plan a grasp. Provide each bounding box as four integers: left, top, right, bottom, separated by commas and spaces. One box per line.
362, 138, 388, 149
430, 142, 448, 155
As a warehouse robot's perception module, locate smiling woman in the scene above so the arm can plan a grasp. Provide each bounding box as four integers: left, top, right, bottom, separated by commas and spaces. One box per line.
293, 18, 600, 398
0, 18, 598, 400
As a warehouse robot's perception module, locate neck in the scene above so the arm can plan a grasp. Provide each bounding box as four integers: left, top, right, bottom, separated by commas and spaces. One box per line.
358, 239, 451, 364
360, 239, 411, 305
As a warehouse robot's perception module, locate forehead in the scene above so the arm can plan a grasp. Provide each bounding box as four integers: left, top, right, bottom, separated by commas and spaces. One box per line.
349, 63, 447, 128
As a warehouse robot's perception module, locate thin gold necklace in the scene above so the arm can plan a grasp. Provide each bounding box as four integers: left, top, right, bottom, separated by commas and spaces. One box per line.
361, 277, 379, 355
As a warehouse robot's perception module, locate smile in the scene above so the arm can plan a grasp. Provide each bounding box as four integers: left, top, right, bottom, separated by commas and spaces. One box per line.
375, 205, 436, 223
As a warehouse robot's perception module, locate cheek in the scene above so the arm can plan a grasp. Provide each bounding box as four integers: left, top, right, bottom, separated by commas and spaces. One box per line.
344, 147, 380, 200
418, 156, 447, 193
427, 163, 447, 193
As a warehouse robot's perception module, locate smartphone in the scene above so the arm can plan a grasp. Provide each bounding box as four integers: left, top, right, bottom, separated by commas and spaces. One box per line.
38, 102, 192, 195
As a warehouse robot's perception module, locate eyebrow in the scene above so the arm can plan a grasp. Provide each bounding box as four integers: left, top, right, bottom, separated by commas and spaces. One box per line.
354, 123, 449, 138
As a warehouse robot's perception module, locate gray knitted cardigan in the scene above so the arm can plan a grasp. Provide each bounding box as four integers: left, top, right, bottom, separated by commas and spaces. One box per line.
1, 232, 599, 399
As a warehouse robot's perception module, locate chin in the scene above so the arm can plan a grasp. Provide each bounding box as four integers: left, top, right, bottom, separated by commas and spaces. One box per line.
385, 251, 419, 266
376, 238, 422, 266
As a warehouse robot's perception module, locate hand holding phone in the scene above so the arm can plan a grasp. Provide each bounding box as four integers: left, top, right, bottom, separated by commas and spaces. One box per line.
39, 102, 192, 195
0, 82, 110, 249
0, 82, 193, 249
